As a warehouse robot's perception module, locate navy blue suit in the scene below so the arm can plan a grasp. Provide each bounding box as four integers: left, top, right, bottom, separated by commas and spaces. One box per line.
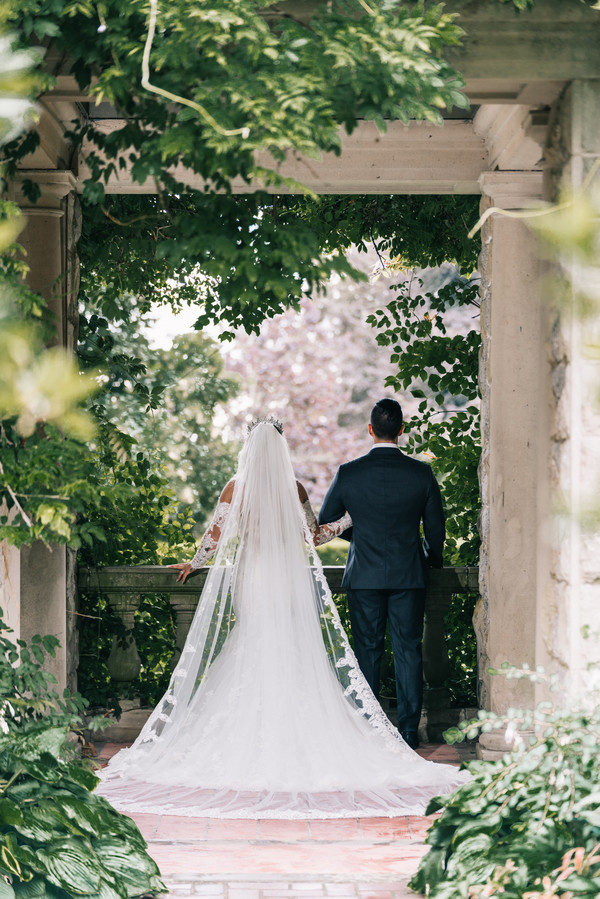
319, 446, 445, 734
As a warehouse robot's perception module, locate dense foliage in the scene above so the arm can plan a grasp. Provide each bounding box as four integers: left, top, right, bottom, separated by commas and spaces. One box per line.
78, 304, 239, 528
0, 619, 164, 897
5, 0, 468, 331
411, 666, 600, 899
0, 199, 102, 550
368, 268, 481, 566
276, 194, 478, 274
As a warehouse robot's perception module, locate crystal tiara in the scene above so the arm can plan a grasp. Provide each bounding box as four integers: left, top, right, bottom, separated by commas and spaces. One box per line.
247, 416, 284, 435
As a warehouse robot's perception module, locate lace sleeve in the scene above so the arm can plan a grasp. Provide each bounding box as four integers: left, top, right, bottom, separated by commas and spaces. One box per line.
302, 500, 352, 547
189, 502, 230, 569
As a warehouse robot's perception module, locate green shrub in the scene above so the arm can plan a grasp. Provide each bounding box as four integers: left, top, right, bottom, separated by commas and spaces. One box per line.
0, 618, 165, 898
410, 664, 600, 898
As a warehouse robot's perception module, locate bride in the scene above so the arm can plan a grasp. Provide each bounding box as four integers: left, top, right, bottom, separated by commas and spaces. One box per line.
97, 417, 470, 818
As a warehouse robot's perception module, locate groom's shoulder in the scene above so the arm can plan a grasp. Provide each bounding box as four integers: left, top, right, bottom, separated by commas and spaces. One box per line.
339, 451, 375, 472
402, 453, 433, 471
397, 453, 438, 480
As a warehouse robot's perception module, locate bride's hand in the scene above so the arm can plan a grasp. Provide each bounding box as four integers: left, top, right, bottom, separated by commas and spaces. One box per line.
170, 563, 193, 583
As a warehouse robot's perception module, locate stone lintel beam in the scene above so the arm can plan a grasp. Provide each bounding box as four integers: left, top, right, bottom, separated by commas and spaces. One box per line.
465, 80, 565, 108
42, 74, 566, 110
77, 120, 488, 195
446, 0, 600, 83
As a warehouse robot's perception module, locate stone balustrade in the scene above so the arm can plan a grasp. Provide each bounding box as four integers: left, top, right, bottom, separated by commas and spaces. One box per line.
77, 565, 479, 742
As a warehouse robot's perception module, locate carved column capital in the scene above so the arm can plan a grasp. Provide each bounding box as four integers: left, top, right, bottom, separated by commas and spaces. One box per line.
8, 170, 79, 210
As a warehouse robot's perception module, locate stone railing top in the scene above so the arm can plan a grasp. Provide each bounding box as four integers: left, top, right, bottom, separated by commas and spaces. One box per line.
77, 565, 479, 596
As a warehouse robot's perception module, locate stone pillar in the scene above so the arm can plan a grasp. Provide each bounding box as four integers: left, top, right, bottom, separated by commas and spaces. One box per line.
0, 538, 21, 638
9, 171, 80, 348
19, 541, 68, 690
0, 172, 80, 693
421, 584, 453, 743
540, 81, 600, 696
476, 172, 552, 757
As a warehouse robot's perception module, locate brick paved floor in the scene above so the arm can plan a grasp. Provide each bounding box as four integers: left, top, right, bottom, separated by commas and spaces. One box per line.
97, 741, 474, 897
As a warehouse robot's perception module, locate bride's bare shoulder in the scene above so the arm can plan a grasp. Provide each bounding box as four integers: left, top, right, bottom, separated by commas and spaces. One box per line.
220, 479, 235, 503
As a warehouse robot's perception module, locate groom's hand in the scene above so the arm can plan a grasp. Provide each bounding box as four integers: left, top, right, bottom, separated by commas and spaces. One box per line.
170, 563, 193, 583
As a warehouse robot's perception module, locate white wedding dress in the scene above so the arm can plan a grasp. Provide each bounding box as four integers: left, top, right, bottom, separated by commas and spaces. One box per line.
97, 421, 470, 818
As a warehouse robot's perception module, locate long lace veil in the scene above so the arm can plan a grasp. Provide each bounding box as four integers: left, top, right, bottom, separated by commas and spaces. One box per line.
98, 421, 469, 818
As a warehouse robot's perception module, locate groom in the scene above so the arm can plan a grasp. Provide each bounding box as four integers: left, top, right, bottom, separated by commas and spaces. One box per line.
319, 398, 445, 749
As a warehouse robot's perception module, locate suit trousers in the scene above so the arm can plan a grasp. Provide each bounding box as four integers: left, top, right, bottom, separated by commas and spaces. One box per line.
346, 587, 426, 734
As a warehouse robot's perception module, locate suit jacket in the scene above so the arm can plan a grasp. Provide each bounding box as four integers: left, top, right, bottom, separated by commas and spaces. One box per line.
318, 447, 445, 590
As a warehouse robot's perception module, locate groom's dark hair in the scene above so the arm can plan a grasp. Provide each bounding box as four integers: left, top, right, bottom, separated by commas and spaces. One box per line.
370, 398, 403, 439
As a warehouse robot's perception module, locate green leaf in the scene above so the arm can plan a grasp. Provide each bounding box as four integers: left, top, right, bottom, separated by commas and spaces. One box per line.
0, 837, 21, 878
16, 727, 67, 762
81, 883, 124, 899
96, 837, 161, 890
0, 878, 15, 899
65, 761, 99, 792
13, 878, 46, 897
82, 181, 105, 205
14, 756, 61, 784
0, 799, 23, 828
36, 840, 101, 894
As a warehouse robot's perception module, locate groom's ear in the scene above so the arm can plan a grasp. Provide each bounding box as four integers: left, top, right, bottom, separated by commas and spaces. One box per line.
368, 423, 374, 437
399, 424, 405, 435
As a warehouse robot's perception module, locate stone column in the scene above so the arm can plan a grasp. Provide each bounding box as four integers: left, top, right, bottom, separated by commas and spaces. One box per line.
476, 172, 552, 757
0, 172, 80, 693
9, 171, 80, 347
540, 81, 600, 696
0, 538, 21, 638
19, 541, 68, 691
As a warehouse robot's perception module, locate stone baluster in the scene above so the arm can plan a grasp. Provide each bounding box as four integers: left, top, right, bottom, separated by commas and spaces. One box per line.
421, 584, 453, 741
106, 594, 142, 684
168, 595, 200, 668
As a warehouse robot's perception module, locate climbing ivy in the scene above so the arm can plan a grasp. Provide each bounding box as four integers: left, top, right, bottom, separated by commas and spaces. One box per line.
4, 0, 469, 330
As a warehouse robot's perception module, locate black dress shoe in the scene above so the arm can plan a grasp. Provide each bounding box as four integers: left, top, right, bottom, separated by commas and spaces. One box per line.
400, 730, 419, 749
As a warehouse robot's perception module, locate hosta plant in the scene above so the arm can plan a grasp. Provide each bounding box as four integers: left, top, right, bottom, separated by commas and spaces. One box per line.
0, 618, 165, 898
410, 664, 600, 899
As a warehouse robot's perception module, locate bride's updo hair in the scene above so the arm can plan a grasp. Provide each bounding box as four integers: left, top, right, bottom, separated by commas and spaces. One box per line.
247, 415, 284, 435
